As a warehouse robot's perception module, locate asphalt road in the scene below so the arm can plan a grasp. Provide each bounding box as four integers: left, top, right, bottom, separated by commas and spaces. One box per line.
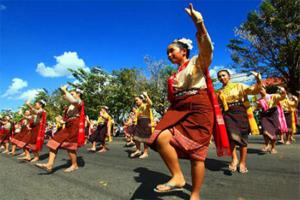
0, 135, 299, 200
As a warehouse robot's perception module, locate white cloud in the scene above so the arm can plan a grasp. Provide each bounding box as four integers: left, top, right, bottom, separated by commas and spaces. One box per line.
209, 65, 236, 79
230, 73, 253, 83
18, 89, 43, 101
2, 78, 28, 97
36, 51, 90, 78
209, 65, 255, 89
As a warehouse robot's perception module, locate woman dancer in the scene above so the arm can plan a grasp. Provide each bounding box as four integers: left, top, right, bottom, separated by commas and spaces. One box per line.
146, 4, 215, 199
21, 100, 47, 162
10, 110, 32, 156
0, 115, 13, 154
130, 92, 152, 159
257, 86, 286, 154
88, 106, 112, 153
97, 106, 112, 152
36, 86, 85, 172
217, 69, 261, 173
123, 108, 136, 147
280, 93, 299, 144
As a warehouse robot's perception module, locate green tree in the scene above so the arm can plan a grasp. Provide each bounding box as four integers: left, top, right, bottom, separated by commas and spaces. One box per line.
227, 0, 300, 94
107, 68, 147, 123
144, 56, 176, 115
69, 67, 111, 119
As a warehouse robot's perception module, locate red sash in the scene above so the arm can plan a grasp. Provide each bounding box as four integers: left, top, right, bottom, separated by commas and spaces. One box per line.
204, 68, 231, 156
10, 122, 15, 139
167, 61, 189, 103
77, 102, 85, 147
35, 111, 47, 151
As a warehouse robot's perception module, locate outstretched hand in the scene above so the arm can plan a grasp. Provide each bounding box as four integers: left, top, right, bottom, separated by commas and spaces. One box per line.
25, 100, 31, 105
60, 85, 68, 93
250, 71, 261, 82
185, 3, 203, 24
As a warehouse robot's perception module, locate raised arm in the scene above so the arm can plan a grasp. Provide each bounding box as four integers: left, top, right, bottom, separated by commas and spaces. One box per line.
142, 92, 153, 106
26, 101, 39, 114
243, 71, 262, 95
185, 3, 213, 71
60, 86, 80, 105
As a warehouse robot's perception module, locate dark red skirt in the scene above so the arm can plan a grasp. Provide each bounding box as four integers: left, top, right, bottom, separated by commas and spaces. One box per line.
223, 105, 250, 147
260, 107, 280, 141
147, 90, 214, 161
133, 117, 152, 142
128, 125, 135, 136
0, 130, 10, 143
284, 112, 292, 132
11, 126, 31, 148
47, 117, 79, 151
26, 125, 40, 151
88, 124, 107, 143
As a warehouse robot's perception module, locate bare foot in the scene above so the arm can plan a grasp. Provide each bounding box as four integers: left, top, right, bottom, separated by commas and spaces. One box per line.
278, 140, 284, 144
139, 153, 149, 159
261, 145, 271, 153
30, 157, 39, 163
2, 150, 9, 154
98, 147, 108, 153
228, 160, 239, 172
130, 150, 141, 158
239, 164, 248, 174
18, 157, 31, 161
190, 193, 200, 200
18, 152, 26, 157
270, 149, 278, 154
64, 165, 78, 173
87, 148, 96, 152
35, 163, 53, 172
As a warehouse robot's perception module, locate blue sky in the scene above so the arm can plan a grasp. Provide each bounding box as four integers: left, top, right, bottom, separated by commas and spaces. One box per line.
0, 0, 261, 110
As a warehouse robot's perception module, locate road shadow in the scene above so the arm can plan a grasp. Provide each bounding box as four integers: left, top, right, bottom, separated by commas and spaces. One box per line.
247, 148, 266, 155
205, 158, 233, 176
124, 149, 137, 158
205, 158, 229, 171
39, 153, 49, 161
130, 167, 191, 200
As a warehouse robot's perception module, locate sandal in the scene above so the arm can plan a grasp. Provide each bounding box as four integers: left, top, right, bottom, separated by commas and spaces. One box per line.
35, 163, 53, 173
154, 183, 184, 193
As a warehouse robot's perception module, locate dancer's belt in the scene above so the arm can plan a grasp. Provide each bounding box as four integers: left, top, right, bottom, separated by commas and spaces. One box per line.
172, 103, 202, 111
174, 88, 205, 97
65, 115, 80, 122
227, 102, 244, 107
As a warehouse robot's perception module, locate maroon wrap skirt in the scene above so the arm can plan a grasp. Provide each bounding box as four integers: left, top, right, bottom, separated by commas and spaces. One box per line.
260, 107, 280, 141
223, 105, 250, 147
0, 129, 11, 143
11, 126, 31, 148
147, 90, 214, 161
47, 117, 79, 151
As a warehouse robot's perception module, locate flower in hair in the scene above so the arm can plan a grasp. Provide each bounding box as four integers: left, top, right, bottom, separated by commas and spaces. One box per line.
174, 38, 193, 50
